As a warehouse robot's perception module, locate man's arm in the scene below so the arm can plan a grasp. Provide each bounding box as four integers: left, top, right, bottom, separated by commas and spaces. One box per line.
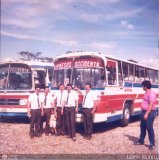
144, 101, 154, 120
61, 101, 66, 115
27, 101, 31, 117
75, 100, 78, 113
91, 101, 97, 114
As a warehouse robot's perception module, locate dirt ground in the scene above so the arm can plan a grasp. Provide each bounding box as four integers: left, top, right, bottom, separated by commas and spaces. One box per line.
0, 116, 158, 160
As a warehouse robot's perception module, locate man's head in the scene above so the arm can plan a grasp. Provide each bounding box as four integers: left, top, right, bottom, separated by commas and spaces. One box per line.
59, 84, 65, 91
142, 80, 151, 90
45, 86, 50, 94
66, 83, 72, 92
35, 85, 40, 94
85, 83, 91, 92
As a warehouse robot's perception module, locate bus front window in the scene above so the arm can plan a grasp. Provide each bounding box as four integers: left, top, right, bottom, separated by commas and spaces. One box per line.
0, 64, 32, 90
8, 72, 32, 90
72, 68, 105, 89
53, 69, 72, 88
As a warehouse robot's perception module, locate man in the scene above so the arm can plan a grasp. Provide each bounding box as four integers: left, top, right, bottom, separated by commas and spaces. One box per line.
82, 83, 98, 140
27, 86, 42, 139
62, 84, 78, 141
53, 84, 66, 136
41, 86, 54, 136
136, 80, 157, 149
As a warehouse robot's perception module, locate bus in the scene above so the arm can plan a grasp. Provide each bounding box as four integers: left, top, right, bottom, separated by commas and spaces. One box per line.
52, 51, 159, 126
0, 60, 53, 117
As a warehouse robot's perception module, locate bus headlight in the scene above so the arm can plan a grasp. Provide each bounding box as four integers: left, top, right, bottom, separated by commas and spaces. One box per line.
19, 99, 27, 105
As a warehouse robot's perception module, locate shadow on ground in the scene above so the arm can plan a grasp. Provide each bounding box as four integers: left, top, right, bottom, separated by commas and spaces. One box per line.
0, 115, 141, 134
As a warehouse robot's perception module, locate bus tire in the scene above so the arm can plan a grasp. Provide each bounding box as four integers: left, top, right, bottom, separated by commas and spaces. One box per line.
121, 105, 131, 127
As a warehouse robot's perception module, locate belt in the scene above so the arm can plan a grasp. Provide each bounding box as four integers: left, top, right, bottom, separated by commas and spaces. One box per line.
31, 108, 41, 110
83, 108, 92, 109
142, 109, 156, 112
65, 106, 75, 108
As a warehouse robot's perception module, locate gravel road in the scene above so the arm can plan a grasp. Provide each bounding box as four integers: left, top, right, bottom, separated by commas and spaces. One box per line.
0, 116, 158, 160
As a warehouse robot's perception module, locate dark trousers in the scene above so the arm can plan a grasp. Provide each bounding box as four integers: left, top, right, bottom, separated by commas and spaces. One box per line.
139, 110, 156, 145
64, 107, 76, 138
56, 107, 65, 135
30, 109, 41, 136
43, 108, 52, 134
83, 108, 93, 136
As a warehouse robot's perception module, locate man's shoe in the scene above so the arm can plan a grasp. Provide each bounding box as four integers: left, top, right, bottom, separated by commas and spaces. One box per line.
148, 144, 155, 150
45, 133, 49, 136
135, 141, 144, 145
30, 135, 34, 139
86, 135, 92, 140
72, 137, 76, 142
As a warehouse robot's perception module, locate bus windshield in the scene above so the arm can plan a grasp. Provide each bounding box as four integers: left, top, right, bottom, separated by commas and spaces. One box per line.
53, 56, 105, 89
0, 63, 32, 90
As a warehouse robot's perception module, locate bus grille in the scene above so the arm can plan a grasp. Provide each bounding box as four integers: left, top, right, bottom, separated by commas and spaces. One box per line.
0, 99, 20, 105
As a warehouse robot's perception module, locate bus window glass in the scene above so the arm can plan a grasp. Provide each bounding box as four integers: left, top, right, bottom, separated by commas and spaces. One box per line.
48, 68, 53, 82
72, 68, 105, 88
149, 69, 155, 84
135, 66, 139, 82
122, 62, 128, 81
145, 68, 150, 80
129, 64, 134, 81
106, 66, 116, 85
53, 69, 72, 87
154, 71, 158, 84
0, 64, 9, 89
139, 67, 145, 82
118, 61, 123, 85
7, 64, 32, 90
35, 70, 46, 89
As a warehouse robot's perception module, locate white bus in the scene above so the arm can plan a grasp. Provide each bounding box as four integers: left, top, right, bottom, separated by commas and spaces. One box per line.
52, 51, 159, 126
0, 60, 53, 117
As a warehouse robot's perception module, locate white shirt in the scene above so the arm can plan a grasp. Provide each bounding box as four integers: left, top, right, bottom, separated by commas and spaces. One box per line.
54, 90, 67, 107
82, 90, 98, 109
40, 93, 53, 108
28, 93, 41, 109
64, 90, 79, 107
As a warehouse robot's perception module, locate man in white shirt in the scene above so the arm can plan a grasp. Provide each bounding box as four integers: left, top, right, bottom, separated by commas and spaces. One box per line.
62, 84, 79, 141
27, 86, 42, 139
82, 83, 98, 140
53, 84, 66, 136
41, 86, 54, 136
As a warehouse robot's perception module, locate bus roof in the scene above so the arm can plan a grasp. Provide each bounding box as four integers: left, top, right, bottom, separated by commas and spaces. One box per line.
55, 51, 159, 71
0, 60, 54, 68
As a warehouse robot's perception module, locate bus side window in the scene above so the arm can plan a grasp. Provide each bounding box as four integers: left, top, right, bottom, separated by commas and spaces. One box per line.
107, 66, 116, 85
36, 71, 45, 89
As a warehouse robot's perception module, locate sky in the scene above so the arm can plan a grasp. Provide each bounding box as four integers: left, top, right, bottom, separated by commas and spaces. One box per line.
1, 0, 159, 68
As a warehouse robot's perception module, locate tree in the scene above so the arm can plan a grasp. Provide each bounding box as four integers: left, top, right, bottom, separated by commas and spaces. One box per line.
18, 51, 53, 62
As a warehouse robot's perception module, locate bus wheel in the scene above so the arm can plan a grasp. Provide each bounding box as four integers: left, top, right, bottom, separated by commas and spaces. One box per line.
121, 106, 131, 127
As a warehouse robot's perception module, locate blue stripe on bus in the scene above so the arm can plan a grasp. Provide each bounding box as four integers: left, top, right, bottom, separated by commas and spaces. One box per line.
107, 114, 122, 122
0, 112, 27, 117
51, 83, 159, 90
124, 82, 132, 87
133, 83, 159, 88
51, 87, 104, 90
133, 83, 142, 87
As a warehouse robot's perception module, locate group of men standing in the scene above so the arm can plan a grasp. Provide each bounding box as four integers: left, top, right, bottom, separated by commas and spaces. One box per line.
27, 83, 98, 141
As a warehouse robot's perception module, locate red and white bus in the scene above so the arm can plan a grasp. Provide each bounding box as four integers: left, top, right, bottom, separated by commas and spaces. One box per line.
52, 51, 159, 126
0, 61, 53, 117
